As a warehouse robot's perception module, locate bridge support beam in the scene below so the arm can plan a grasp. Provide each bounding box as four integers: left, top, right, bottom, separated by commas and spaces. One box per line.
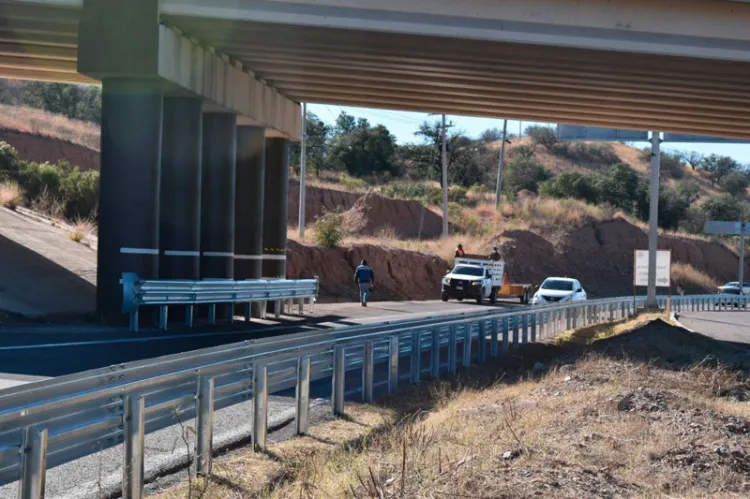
97, 78, 163, 324
200, 113, 237, 280
262, 138, 290, 279
160, 97, 203, 280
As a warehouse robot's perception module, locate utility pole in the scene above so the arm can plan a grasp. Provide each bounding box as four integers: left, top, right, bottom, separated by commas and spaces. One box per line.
494, 119, 508, 208
441, 113, 449, 239
298, 102, 307, 239
740, 221, 747, 293
646, 131, 661, 309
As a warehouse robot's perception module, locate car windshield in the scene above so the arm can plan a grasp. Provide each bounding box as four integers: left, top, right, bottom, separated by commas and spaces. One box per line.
453, 266, 484, 277
541, 279, 575, 291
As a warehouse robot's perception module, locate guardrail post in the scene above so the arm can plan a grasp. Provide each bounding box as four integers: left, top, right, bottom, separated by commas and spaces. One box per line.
185, 305, 194, 327
159, 306, 168, 331
274, 300, 281, 318
333, 346, 346, 416
565, 308, 571, 331
122, 396, 145, 499
502, 318, 509, 353
130, 310, 139, 333
389, 336, 400, 394
478, 321, 487, 362
431, 329, 441, 378
490, 319, 499, 358
195, 376, 215, 475
521, 314, 529, 344
253, 365, 268, 451
411, 331, 421, 384
244, 303, 252, 322
530, 314, 537, 342
512, 316, 519, 347
296, 357, 311, 434
298, 297, 304, 315
19, 427, 48, 499
364, 342, 375, 402
208, 304, 216, 326
462, 324, 472, 367
448, 326, 458, 374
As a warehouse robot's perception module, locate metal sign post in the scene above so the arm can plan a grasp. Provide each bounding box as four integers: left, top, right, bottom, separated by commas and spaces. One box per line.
705, 220, 747, 294
298, 102, 307, 239
646, 132, 661, 308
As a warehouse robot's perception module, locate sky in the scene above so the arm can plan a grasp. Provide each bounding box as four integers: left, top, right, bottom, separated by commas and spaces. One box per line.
308, 104, 749, 165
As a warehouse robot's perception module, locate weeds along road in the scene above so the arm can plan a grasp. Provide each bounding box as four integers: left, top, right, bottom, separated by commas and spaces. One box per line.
0, 300, 521, 499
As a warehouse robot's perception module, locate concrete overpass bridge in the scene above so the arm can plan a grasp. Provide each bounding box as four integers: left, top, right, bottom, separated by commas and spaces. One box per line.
2, 0, 750, 322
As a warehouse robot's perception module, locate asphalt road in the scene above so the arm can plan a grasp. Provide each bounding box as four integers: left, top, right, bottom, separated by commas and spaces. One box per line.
0, 299, 514, 499
677, 311, 750, 344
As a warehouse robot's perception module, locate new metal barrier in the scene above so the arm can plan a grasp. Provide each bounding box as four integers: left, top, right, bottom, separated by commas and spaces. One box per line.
1, 294, 747, 498
121, 273, 320, 332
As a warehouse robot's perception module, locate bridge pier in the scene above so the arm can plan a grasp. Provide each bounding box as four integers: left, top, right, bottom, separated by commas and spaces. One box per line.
262, 138, 291, 280
160, 97, 203, 280
97, 78, 163, 324
200, 113, 237, 280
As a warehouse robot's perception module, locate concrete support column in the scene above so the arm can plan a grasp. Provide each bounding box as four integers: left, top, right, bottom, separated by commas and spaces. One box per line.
97, 78, 163, 323
234, 127, 266, 280
262, 139, 290, 279
200, 113, 237, 279
160, 97, 202, 279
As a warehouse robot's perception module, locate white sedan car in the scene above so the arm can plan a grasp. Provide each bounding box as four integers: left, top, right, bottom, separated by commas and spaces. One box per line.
718, 282, 750, 296
531, 277, 587, 305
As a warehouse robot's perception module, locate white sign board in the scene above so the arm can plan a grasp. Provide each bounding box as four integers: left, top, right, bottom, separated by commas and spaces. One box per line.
634, 250, 671, 287
557, 125, 648, 141
704, 220, 743, 236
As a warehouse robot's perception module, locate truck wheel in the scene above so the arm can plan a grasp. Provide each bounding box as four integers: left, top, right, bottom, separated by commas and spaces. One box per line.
441, 292, 449, 302
477, 292, 484, 305
490, 288, 498, 305
521, 289, 529, 304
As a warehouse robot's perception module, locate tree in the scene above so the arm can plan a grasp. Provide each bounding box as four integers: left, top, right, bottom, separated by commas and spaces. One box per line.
502, 157, 552, 195
721, 171, 750, 197
701, 193, 743, 221
597, 163, 639, 211
525, 125, 557, 150
22, 82, 102, 123
479, 127, 502, 143
700, 154, 739, 185
675, 180, 702, 204
327, 122, 398, 177
334, 111, 356, 135
290, 112, 330, 177
540, 171, 600, 204
680, 150, 703, 171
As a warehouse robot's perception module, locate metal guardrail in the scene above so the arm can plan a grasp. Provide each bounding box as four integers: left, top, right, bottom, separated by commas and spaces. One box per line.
121, 273, 320, 332
1, 293, 747, 498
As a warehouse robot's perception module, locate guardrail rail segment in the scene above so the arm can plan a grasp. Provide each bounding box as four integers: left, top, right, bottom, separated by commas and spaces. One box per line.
1, 294, 747, 498
121, 273, 320, 332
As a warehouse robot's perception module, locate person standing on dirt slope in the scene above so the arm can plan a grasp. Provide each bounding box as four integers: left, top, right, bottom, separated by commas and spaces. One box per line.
455, 244, 465, 258
354, 260, 375, 307
489, 247, 501, 261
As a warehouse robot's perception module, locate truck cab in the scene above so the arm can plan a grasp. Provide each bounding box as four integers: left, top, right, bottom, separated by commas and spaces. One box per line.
441, 258, 502, 304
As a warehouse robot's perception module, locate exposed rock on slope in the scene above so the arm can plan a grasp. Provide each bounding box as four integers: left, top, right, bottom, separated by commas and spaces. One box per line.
286, 240, 448, 302
343, 192, 444, 239
495, 218, 748, 297
287, 181, 359, 227
0, 128, 100, 171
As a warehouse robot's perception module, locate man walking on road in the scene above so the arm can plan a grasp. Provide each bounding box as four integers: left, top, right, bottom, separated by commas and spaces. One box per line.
354, 260, 375, 307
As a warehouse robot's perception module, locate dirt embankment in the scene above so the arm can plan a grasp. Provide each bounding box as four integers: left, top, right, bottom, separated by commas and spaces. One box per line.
495, 218, 748, 296
287, 181, 360, 227
0, 128, 100, 171
286, 240, 448, 302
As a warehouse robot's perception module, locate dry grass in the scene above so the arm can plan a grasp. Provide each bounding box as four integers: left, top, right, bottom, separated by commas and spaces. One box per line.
0, 104, 100, 150
0, 180, 24, 210
68, 217, 96, 244
153, 318, 750, 498
672, 262, 720, 293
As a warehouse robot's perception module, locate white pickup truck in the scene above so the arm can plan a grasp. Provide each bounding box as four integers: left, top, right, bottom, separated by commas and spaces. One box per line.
441, 257, 504, 305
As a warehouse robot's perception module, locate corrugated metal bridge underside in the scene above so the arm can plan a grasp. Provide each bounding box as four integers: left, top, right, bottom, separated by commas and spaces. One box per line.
2, 0, 750, 138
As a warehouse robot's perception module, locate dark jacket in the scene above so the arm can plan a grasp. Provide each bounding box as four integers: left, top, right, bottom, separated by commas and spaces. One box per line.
354, 265, 374, 284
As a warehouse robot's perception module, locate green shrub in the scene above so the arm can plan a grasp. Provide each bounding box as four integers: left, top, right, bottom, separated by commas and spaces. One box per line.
314, 211, 345, 247
552, 142, 620, 168
380, 182, 430, 201
701, 193, 743, 221
721, 171, 750, 197
339, 175, 368, 191
540, 171, 600, 204
503, 158, 552, 195
525, 125, 558, 149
